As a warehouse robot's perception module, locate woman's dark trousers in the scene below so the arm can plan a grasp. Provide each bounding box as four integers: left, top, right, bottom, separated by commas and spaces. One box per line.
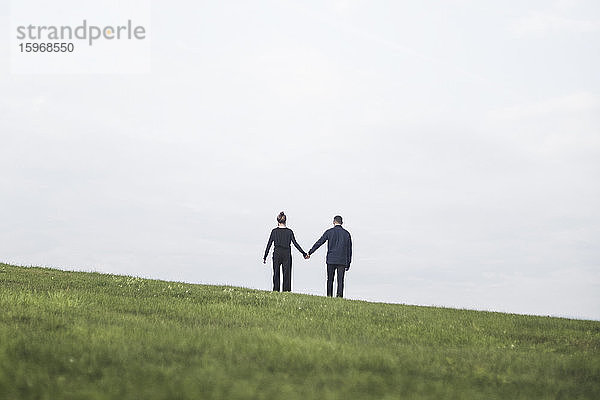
272, 251, 292, 292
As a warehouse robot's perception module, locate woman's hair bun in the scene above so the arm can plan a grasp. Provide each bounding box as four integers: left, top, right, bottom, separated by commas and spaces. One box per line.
277, 211, 287, 223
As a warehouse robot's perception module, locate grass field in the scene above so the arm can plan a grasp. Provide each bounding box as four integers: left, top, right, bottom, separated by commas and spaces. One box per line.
1, 263, 599, 399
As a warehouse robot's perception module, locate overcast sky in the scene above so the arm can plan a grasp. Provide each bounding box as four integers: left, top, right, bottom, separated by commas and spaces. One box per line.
1, 0, 599, 320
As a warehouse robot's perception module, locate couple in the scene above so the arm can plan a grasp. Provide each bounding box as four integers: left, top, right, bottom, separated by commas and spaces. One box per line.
263, 212, 352, 298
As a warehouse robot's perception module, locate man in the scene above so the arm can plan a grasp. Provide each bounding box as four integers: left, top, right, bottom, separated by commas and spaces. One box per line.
306, 215, 352, 298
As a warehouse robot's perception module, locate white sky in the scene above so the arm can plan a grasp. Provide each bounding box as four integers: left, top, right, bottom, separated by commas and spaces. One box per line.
1, 0, 599, 320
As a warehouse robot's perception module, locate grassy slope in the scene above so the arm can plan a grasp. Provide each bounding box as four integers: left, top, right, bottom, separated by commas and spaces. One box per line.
0, 263, 599, 400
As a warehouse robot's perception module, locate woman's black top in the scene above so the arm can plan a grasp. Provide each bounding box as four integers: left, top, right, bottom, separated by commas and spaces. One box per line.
263, 227, 306, 260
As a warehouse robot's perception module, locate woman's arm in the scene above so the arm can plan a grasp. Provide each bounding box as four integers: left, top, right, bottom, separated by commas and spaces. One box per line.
290, 231, 307, 257
263, 230, 275, 262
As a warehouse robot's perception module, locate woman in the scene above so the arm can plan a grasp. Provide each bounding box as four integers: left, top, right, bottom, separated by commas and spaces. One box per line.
263, 211, 307, 292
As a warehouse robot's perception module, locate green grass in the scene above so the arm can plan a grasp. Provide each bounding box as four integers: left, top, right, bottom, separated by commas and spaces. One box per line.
0, 263, 599, 399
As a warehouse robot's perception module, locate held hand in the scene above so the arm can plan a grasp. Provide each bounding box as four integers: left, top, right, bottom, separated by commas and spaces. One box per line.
304, 253, 310, 260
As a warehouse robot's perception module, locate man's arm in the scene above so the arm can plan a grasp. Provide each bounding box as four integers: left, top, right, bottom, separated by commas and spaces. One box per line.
291, 231, 307, 257
308, 230, 328, 255
263, 230, 275, 262
346, 232, 352, 270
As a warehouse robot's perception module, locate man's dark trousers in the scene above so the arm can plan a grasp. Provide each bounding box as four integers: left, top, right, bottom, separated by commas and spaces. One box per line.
273, 251, 292, 292
327, 264, 346, 297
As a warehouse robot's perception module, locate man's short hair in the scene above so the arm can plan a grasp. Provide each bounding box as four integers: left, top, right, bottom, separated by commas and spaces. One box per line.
334, 215, 343, 224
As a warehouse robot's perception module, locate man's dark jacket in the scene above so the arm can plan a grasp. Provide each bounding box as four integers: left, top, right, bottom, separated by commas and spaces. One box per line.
308, 225, 352, 267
